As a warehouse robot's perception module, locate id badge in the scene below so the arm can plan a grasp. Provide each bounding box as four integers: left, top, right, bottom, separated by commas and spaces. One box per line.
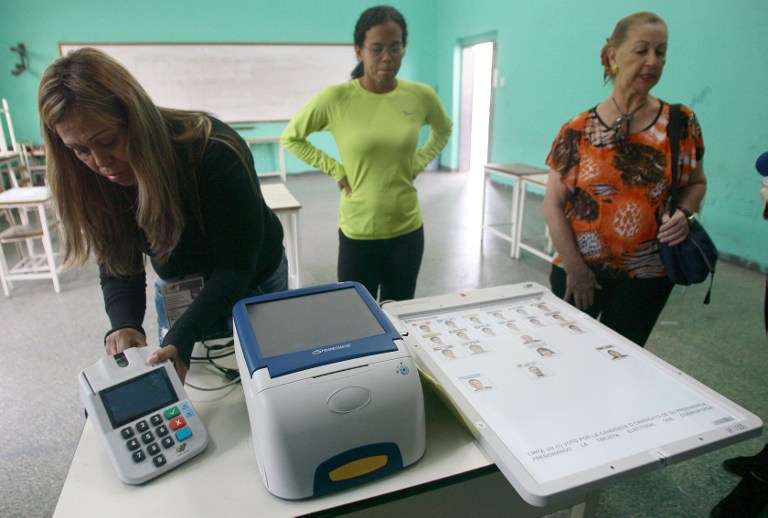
162, 274, 204, 328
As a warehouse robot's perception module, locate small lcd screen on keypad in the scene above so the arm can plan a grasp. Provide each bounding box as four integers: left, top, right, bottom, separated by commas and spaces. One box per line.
100, 369, 179, 428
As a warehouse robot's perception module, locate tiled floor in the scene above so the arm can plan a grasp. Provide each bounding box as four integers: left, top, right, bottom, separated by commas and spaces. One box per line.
1, 171, 765, 517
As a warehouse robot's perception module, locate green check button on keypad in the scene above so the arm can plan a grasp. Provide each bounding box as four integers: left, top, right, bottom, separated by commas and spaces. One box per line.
163, 406, 181, 420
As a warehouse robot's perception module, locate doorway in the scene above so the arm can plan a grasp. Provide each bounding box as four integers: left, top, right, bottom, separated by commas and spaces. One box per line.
458, 41, 495, 174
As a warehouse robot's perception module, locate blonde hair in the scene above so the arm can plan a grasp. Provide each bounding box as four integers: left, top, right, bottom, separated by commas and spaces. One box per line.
39, 48, 252, 276
600, 12, 667, 83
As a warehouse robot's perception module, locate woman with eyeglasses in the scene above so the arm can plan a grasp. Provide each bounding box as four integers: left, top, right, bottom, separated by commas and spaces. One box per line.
281, 5, 452, 302
541, 12, 707, 347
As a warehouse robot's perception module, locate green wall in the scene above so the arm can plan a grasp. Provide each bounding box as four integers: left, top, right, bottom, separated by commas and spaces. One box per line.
1, 0, 766, 268
0, 0, 438, 141
433, 0, 768, 270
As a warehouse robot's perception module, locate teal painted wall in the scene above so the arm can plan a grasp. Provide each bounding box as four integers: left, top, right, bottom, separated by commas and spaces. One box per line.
0, 0, 438, 140
433, 0, 768, 270
0, 0, 439, 178
1, 0, 766, 268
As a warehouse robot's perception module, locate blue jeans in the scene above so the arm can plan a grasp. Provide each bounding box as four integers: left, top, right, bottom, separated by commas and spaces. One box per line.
155, 252, 289, 342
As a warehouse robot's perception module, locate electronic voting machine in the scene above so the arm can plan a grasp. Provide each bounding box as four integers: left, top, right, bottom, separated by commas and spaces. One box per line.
233, 281, 426, 500
382, 282, 763, 507
78, 346, 209, 484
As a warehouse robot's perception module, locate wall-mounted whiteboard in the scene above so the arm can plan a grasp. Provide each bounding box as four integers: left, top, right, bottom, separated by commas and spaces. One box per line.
59, 43, 357, 123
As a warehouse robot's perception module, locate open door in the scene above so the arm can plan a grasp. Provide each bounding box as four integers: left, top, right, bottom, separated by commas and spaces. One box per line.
458, 41, 496, 174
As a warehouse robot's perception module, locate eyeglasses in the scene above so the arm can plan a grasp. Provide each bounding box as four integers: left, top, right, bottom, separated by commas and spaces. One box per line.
364, 45, 404, 57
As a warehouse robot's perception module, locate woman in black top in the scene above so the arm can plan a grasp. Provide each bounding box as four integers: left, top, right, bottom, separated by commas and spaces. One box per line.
39, 48, 286, 381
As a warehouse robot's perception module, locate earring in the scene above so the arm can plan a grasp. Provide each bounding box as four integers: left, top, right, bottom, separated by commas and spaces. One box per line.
611, 64, 619, 75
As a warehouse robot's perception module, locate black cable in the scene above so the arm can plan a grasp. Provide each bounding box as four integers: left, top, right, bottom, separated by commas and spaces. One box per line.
187, 338, 241, 389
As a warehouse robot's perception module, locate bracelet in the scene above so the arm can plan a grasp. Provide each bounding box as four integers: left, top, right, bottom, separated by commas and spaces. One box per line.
678, 206, 695, 223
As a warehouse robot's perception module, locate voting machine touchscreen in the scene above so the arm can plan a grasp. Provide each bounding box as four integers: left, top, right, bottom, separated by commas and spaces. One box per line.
78, 346, 209, 484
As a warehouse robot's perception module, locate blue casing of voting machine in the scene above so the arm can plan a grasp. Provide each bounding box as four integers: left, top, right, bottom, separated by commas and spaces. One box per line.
232, 281, 426, 500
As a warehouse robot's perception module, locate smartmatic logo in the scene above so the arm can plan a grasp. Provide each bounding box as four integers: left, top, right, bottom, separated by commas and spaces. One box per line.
312, 343, 352, 355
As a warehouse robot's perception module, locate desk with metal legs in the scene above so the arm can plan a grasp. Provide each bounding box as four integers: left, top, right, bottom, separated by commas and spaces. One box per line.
261, 182, 301, 289
515, 172, 555, 262
481, 162, 548, 258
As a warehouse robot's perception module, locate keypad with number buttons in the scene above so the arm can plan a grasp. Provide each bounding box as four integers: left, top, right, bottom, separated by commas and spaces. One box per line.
119, 405, 195, 469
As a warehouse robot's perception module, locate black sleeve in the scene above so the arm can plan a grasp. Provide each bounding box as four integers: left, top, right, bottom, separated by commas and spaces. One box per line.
161, 126, 283, 364
99, 253, 147, 342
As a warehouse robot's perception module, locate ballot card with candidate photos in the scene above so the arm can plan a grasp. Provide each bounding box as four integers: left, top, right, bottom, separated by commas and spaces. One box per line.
387, 286, 762, 502
475, 324, 499, 338
518, 333, 544, 346
546, 312, 573, 325
438, 346, 464, 361
462, 313, 486, 326
425, 333, 452, 349
510, 306, 531, 317
439, 317, 462, 331
525, 316, 548, 328
501, 320, 523, 333
531, 301, 555, 313
561, 322, 588, 335
518, 361, 554, 380
485, 309, 509, 321
460, 373, 496, 393
413, 321, 436, 335
530, 344, 561, 360
462, 340, 491, 356
449, 328, 475, 343
596, 344, 631, 361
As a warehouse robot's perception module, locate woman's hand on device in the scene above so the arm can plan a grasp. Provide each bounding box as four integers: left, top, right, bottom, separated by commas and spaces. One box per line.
105, 328, 147, 356
147, 345, 188, 384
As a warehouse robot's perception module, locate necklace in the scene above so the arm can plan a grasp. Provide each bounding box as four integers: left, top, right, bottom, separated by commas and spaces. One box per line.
611, 97, 647, 128
611, 97, 647, 153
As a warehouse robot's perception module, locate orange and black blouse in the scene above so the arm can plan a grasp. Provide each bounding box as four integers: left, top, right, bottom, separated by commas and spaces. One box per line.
546, 102, 705, 280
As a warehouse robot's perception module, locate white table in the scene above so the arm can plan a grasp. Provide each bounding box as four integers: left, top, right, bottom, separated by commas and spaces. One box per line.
481, 162, 549, 258
0, 186, 61, 296
515, 172, 555, 262
54, 343, 592, 517
261, 182, 301, 289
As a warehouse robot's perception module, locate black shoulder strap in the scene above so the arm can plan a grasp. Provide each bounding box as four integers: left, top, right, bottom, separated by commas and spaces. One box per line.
667, 103, 682, 215
667, 103, 714, 304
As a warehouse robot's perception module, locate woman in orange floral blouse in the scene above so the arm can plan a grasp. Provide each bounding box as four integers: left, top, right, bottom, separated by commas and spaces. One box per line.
542, 12, 707, 347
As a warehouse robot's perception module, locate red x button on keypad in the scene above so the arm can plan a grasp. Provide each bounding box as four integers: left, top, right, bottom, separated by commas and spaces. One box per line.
169, 416, 187, 431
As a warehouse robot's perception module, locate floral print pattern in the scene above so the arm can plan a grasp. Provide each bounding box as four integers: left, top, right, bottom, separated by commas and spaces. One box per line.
546, 102, 704, 279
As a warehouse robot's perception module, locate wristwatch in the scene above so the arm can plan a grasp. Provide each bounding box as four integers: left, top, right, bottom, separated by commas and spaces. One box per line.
678, 206, 695, 223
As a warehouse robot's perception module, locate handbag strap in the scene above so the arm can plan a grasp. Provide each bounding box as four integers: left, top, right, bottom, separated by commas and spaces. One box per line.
667, 103, 681, 215
667, 103, 714, 304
